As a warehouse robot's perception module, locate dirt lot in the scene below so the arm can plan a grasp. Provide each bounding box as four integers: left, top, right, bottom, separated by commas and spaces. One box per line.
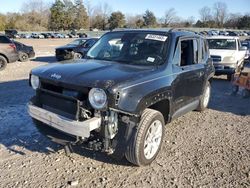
0, 39, 250, 188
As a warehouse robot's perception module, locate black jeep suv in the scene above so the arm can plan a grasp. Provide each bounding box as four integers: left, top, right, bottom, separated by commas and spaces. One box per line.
28, 30, 214, 166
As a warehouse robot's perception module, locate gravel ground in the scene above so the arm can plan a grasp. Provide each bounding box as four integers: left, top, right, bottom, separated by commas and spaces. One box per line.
0, 39, 250, 188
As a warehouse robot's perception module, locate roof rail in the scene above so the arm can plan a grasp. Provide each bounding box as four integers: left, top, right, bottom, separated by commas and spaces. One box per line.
169, 28, 198, 34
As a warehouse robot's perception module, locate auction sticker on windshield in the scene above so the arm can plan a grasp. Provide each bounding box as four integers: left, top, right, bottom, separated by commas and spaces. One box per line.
145, 34, 168, 42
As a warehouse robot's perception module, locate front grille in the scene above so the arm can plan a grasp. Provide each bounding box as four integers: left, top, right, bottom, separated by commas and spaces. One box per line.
39, 89, 79, 119
211, 55, 221, 62
38, 81, 91, 120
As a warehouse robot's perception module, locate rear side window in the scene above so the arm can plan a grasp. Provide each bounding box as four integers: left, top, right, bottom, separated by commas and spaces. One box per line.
173, 38, 199, 66
180, 39, 198, 66
0, 36, 11, 43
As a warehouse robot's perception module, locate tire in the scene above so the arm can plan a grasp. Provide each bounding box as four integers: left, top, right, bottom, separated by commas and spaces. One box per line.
197, 81, 211, 111
73, 52, 82, 59
125, 108, 165, 166
19, 52, 29, 62
0, 55, 7, 71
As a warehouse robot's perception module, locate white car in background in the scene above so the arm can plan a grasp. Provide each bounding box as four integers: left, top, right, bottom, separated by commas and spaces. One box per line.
207, 36, 247, 80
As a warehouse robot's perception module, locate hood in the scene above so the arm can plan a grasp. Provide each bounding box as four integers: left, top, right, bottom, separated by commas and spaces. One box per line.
209, 49, 236, 58
56, 44, 77, 50
31, 59, 156, 90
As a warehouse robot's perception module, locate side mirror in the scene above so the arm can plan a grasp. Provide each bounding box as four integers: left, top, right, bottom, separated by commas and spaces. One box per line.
240, 46, 247, 51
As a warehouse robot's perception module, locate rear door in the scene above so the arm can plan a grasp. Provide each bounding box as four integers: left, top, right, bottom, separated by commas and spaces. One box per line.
171, 37, 206, 112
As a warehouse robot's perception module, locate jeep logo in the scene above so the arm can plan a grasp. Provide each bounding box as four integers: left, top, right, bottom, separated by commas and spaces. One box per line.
50, 73, 61, 79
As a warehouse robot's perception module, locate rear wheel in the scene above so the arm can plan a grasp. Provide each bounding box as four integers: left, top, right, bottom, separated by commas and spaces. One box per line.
125, 108, 164, 166
197, 81, 211, 111
19, 52, 29, 62
0, 55, 7, 71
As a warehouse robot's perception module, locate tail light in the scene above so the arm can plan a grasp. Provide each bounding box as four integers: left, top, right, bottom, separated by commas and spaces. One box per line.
8, 43, 16, 51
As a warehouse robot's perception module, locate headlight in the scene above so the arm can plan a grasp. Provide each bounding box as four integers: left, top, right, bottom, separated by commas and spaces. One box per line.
30, 75, 40, 90
223, 56, 235, 63
88, 88, 107, 109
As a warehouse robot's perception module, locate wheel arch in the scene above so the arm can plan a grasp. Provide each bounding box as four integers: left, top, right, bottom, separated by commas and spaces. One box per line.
147, 99, 171, 124
0, 53, 9, 63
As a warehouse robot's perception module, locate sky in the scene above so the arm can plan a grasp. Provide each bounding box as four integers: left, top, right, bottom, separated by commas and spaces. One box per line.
0, 0, 249, 20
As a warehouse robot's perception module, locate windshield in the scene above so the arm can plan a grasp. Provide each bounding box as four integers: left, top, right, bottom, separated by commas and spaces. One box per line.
68, 39, 86, 46
86, 32, 168, 65
207, 39, 236, 50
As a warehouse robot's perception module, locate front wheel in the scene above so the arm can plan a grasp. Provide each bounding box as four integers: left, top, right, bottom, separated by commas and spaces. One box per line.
197, 81, 211, 111
73, 52, 82, 59
19, 52, 29, 62
125, 108, 165, 166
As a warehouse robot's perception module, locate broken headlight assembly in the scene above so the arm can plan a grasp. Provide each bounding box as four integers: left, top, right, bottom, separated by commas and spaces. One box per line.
30, 75, 40, 90
88, 88, 107, 110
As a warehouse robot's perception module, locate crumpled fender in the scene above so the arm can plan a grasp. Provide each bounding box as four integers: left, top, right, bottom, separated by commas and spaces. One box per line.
113, 73, 173, 115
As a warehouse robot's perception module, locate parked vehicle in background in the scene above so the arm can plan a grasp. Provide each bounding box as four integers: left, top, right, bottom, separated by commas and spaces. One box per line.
68, 33, 79, 38
12, 40, 35, 62
207, 36, 247, 80
19, 33, 31, 39
227, 31, 239, 36
55, 38, 98, 61
28, 29, 214, 166
241, 40, 250, 61
208, 30, 219, 36
219, 31, 229, 36
31, 33, 45, 39
54, 33, 64, 38
5, 29, 18, 38
41, 33, 51, 38
0, 35, 18, 70
78, 33, 88, 38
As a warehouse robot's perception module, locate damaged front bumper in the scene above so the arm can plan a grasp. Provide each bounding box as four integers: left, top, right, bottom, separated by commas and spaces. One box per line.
28, 103, 101, 138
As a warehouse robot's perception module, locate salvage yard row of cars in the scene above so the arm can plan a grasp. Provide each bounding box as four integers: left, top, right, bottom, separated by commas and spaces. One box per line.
5, 29, 250, 40
5, 29, 88, 39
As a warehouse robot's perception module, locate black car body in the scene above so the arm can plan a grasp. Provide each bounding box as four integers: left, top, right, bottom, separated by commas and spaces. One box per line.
13, 41, 35, 62
0, 35, 19, 70
5, 29, 18, 38
28, 30, 214, 166
55, 38, 98, 61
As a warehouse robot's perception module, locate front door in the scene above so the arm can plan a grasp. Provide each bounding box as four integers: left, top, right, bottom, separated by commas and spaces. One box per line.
171, 37, 205, 112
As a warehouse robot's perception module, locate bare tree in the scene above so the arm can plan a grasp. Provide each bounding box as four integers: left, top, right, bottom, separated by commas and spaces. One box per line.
126, 14, 143, 28
199, 6, 212, 22
185, 16, 195, 27
21, 0, 49, 13
163, 8, 177, 26
91, 2, 112, 30
85, 0, 94, 28
213, 2, 228, 27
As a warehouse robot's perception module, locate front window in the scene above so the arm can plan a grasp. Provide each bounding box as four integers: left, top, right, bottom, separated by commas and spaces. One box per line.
207, 39, 236, 50
86, 32, 168, 65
